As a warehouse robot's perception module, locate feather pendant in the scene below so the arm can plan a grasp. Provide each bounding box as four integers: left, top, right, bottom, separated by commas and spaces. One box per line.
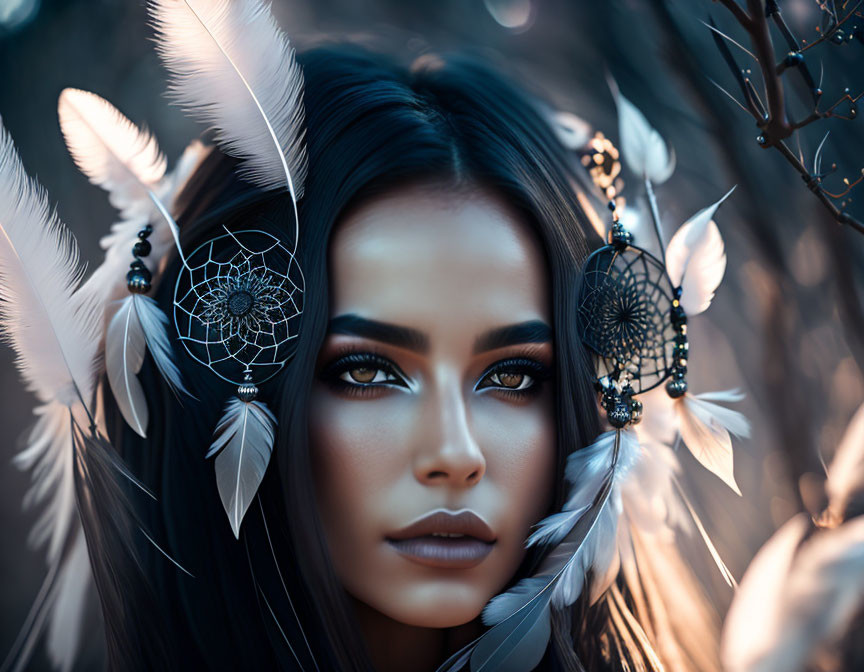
675, 389, 750, 495
207, 397, 277, 538
58, 88, 166, 223
664, 187, 734, 315
149, 0, 308, 199
105, 294, 189, 437
610, 80, 676, 184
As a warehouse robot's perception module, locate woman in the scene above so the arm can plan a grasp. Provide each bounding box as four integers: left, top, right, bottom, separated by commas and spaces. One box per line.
1, 11, 722, 672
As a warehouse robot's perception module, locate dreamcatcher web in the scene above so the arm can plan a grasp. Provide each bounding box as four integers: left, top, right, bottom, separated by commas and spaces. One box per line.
173, 229, 304, 386
577, 244, 676, 394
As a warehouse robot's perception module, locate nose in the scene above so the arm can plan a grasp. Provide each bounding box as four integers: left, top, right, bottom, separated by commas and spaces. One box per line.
413, 368, 486, 487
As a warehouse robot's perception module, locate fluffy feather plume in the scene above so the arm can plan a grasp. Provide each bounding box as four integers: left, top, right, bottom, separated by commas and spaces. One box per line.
0, 120, 101, 672
149, 0, 307, 202
610, 79, 676, 185
105, 294, 189, 438
722, 514, 864, 672
0, 122, 101, 408
664, 188, 734, 315
207, 397, 277, 538
58, 88, 166, 224
675, 389, 750, 495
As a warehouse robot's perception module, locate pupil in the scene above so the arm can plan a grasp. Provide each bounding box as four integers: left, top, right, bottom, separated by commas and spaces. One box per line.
227, 290, 254, 316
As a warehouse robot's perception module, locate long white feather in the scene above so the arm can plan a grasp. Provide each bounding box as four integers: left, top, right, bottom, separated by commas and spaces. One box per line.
0, 121, 101, 408
675, 390, 750, 495
610, 81, 676, 184
58, 88, 166, 224
722, 515, 864, 672
0, 121, 101, 672
484, 429, 642, 625
207, 397, 277, 538
149, 0, 307, 201
664, 188, 734, 315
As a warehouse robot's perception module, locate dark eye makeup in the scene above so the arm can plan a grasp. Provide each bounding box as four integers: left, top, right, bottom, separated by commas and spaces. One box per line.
318, 347, 552, 400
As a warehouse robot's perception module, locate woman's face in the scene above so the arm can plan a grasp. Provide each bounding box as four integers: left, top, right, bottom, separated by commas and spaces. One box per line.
309, 183, 556, 628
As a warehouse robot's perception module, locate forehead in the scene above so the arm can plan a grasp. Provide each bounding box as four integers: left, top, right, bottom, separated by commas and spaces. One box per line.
329, 183, 550, 338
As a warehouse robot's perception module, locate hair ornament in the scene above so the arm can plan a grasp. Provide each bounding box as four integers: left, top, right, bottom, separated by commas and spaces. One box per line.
148, 0, 309, 537
57, 89, 194, 437
440, 88, 751, 672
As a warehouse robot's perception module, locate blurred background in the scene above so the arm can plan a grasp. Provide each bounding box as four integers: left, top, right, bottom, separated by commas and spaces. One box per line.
1, 0, 862, 669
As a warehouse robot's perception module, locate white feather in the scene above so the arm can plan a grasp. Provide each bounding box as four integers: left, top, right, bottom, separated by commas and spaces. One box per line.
46, 530, 92, 672
485, 430, 642, 625
58, 88, 166, 223
149, 0, 307, 200
207, 397, 277, 538
664, 188, 734, 315
77, 139, 209, 313
0, 121, 101, 408
611, 82, 676, 184
675, 390, 750, 495
0, 121, 101, 672
722, 515, 864, 672
826, 401, 864, 518
105, 294, 189, 437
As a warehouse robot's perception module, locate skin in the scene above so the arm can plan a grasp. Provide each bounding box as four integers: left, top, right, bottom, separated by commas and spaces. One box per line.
309, 182, 557, 671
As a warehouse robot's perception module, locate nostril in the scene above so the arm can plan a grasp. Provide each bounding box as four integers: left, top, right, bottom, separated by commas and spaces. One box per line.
428, 470, 447, 479
467, 470, 479, 482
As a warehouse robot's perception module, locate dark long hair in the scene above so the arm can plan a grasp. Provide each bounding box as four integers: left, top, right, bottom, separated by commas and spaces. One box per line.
94, 44, 612, 671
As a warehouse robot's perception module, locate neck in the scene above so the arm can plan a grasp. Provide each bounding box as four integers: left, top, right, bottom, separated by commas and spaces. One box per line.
351, 596, 483, 672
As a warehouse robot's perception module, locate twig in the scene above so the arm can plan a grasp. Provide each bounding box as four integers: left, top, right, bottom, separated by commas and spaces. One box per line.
711, 0, 864, 235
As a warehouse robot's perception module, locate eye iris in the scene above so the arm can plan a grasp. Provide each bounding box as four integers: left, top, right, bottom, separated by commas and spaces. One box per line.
498, 372, 524, 388
350, 367, 377, 384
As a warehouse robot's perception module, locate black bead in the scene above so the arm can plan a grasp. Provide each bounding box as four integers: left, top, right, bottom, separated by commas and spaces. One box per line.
607, 200, 617, 211
137, 224, 153, 239
630, 399, 643, 424
670, 305, 687, 327
674, 333, 688, 347
132, 239, 152, 257
610, 225, 632, 249
126, 268, 152, 294
607, 400, 632, 428
129, 259, 147, 272
665, 376, 687, 398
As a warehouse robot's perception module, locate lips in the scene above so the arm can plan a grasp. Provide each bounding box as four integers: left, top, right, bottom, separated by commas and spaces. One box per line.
385, 509, 496, 569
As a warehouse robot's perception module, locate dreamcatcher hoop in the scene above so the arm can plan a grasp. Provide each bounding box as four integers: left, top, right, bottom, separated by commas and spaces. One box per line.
577, 243, 677, 395
173, 228, 304, 386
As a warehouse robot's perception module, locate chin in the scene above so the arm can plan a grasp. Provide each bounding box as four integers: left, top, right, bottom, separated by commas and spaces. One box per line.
370, 581, 492, 628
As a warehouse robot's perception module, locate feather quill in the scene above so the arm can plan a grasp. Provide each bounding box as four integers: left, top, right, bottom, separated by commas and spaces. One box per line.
149, 0, 307, 202
610, 80, 676, 185
207, 397, 277, 538
675, 389, 749, 495
664, 188, 734, 315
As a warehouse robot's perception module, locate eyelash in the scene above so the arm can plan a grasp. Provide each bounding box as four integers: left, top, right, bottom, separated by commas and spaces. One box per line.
318, 348, 552, 400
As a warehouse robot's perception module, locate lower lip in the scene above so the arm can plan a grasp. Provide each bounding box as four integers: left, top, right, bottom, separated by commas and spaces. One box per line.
386, 536, 495, 569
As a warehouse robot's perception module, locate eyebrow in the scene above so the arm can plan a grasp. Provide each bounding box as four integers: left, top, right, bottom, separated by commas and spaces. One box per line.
327, 314, 552, 355
472, 320, 552, 354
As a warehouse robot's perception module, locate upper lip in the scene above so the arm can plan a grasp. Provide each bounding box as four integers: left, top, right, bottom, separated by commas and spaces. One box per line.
386, 509, 496, 543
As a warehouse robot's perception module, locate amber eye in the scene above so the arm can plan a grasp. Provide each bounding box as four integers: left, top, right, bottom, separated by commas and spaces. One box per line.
498, 372, 524, 389
348, 367, 377, 384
